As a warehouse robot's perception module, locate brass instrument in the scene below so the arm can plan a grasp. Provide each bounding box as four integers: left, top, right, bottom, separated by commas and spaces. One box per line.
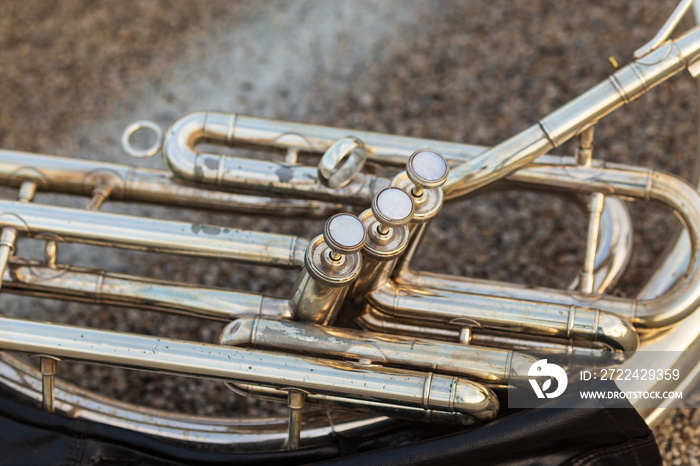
2, 0, 700, 455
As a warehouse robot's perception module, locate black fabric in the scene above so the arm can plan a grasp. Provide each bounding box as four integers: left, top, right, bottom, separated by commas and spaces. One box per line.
0, 379, 661, 466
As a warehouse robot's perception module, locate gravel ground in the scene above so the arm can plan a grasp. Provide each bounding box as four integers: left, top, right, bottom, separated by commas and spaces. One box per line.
0, 0, 698, 463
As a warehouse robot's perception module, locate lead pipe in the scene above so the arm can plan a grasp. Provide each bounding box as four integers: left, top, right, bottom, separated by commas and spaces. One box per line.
444, 25, 700, 199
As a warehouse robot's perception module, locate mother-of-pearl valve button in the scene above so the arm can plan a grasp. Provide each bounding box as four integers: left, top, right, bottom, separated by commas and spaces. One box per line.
371, 187, 415, 230
323, 213, 368, 255
407, 149, 449, 189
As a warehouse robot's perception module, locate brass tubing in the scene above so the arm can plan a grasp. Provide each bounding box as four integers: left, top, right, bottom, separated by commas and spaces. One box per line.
162, 112, 388, 204
3, 260, 292, 321
398, 161, 700, 329
368, 282, 638, 352
0, 316, 498, 420
0, 353, 397, 449
0, 150, 344, 217
507, 162, 700, 328
0, 228, 17, 290
357, 306, 460, 341
163, 112, 485, 172
567, 196, 633, 293
0, 200, 307, 268
398, 195, 632, 296
218, 317, 538, 385
579, 193, 605, 293
227, 383, 480, 426
0, 181, 35, 291
356, 307, 622, 364
443, 25, 700, 199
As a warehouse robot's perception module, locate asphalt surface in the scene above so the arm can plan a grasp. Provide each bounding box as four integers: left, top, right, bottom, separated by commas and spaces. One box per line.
0, 1, 698, 463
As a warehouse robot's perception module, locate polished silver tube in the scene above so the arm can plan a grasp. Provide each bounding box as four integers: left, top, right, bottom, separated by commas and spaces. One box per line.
368, 281, 638, 352
163, 111, 486, 172
162, 112, 388, 204
508, 161, 700, 328
0, 150, 344, 217
567, 196, 633, 293
356, 307, 621, 365
443, 25, 700, 199
579, 193, 605, 293
227, 382, 479, 426
218, 317, 537, 385
0, 315, 498, 420
398, 160, 700, 329
3, 260, 292, 320
0, 200, 306, 268
357, 305, 461, 341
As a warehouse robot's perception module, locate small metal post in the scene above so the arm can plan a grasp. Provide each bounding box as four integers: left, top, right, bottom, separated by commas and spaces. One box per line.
287, 391, 306, 451
45, 241, 58, 268
85, 186, 111, 211
580, 192, 605, 294
459, 327, 472, 345
40, 357, 58, 413
285, 148, 299, 164
575, 126, 595, 167
17, 181, 37, 203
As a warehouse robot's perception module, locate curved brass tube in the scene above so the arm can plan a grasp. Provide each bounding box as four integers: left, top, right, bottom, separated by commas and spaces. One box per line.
356, 306, 625, 365
398, 195, 633, 297
226, 382, 479, 426
0, 150, 345, 217
368, 281, 638, 352
163, 111, 489, 170
567, 197, 633, 293
218, 317, 538, 385
162, 111, 388, 204
396, 161, 700, 329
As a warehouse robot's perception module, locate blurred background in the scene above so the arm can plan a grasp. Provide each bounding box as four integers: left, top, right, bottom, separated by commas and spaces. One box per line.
0, 0, 698, 463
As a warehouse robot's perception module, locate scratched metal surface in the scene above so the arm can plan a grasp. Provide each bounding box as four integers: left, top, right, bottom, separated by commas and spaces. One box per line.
0, 0, 697, 462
